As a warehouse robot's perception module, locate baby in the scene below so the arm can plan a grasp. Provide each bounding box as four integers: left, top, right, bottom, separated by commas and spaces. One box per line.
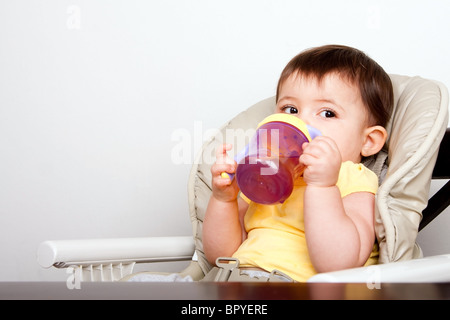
203, 45, 394, 281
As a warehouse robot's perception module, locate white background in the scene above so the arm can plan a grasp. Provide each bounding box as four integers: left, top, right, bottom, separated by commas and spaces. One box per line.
0, 0, 449, 281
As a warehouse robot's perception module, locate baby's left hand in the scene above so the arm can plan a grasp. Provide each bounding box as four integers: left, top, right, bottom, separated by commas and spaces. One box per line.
299, 136, 342, 188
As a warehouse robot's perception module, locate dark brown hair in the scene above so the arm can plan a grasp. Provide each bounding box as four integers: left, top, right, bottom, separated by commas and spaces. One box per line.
276, 45, 393, 127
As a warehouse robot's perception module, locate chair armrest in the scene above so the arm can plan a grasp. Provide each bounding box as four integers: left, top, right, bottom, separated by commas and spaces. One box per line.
307, 254, 450, 283
37, 236, 195, 268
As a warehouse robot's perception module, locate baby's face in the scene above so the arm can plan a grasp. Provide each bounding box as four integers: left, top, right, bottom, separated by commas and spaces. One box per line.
276, 72, 370, 163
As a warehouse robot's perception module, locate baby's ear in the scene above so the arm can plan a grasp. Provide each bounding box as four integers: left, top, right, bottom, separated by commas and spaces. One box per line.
361, 125, 388, 157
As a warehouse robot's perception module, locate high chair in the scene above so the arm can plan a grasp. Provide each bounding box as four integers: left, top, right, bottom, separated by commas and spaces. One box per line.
37, 74, 449, 283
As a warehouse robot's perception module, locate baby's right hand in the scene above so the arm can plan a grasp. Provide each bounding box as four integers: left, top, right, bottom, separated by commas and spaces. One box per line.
210, 143, 239, 202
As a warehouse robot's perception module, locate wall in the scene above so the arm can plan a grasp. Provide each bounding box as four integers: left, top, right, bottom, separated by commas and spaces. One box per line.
0, 0, 449, 281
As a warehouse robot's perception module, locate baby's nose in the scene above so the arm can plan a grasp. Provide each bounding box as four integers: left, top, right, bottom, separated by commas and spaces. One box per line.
297, 114, 310, 125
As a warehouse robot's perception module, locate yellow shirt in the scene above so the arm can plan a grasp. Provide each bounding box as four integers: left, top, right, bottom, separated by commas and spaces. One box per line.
232, 161, 379, 282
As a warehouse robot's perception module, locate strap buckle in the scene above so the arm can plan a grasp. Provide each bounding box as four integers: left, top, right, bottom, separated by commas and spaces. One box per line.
214, 257, 240, 281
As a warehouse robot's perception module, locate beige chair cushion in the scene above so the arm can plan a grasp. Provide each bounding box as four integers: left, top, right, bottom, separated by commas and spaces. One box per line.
187, 74, 449, 275
376, 75, 448, 262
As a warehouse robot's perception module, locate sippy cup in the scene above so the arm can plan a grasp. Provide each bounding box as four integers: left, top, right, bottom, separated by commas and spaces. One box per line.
224, 113, 320, 205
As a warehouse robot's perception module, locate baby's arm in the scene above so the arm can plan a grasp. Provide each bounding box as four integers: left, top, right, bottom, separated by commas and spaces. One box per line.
300, 137, 376, 273
203, 144, 249, 265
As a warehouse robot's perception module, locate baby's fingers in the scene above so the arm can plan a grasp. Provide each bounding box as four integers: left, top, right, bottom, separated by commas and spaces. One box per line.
215, 143, 233, 164
211, 163, 237, 189
211, 162, 235, 176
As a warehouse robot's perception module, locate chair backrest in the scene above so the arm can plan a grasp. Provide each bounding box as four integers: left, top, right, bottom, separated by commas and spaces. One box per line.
188, 74, 449, 275
375, 75, 448, 263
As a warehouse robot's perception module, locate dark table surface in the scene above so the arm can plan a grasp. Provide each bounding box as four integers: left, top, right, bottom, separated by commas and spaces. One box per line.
1, 281, 450, 300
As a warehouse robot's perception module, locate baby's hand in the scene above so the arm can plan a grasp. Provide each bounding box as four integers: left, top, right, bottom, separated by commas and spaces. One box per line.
299, 136, 341, 188
210, 144, 239, 202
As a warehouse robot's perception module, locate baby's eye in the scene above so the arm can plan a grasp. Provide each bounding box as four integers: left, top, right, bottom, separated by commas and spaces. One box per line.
282, 105, 298, 114
319, 109, 336, 118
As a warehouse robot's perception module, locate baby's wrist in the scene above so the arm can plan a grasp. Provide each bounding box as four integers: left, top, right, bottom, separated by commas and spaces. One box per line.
211, 193, 238, 204
305, 182, 337, 190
